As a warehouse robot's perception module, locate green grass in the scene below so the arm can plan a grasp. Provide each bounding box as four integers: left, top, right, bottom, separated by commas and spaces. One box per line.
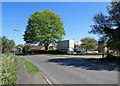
18, 56, 40, 73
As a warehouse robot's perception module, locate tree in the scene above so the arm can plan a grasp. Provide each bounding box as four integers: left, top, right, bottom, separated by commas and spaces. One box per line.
2, 36, 14, 53
15, 44, 24, 53
23, 9, 66, 50
80, 37, 97, 51
89, 2, 120, 51
22, 45, 31, 53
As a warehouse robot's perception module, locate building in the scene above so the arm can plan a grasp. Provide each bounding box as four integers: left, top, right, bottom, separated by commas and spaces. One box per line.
74, 41, 83, 52
57, 40, 82, 51
74, 41, 82, 46
52, 44, 57, 50
57, 40, 74, 51
97, 41, 108, 53
31, 45, 45, 50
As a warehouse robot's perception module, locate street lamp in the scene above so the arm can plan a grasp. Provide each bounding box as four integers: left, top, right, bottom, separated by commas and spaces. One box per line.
14, 29, 19, 58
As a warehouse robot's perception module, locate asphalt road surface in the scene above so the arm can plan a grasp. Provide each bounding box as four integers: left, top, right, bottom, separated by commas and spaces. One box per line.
21, 55, 119, 84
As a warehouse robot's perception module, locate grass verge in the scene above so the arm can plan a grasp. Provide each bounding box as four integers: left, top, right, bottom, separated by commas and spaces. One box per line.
18, 56, 40, 73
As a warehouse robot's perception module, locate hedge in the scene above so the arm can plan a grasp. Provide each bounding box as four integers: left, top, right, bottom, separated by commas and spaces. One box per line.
72, 53, 107, 55
0, 54, 17, 85
23, 50, 69, 55
23, 49, 107, 55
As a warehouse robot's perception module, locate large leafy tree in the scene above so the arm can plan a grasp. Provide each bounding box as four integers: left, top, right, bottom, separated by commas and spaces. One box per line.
89, 2, 120, 51
23, 9, 66, 50
80, 37, 97, 51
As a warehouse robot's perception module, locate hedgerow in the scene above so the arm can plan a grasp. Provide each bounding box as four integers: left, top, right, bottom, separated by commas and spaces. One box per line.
0, 54, 17, 85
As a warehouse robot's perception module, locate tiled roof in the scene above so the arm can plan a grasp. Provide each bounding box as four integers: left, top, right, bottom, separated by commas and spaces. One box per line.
31, 45, 45, 50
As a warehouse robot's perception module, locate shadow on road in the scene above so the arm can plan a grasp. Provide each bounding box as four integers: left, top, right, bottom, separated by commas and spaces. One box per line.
15, 53, 29, 56
47, 58, 119, 71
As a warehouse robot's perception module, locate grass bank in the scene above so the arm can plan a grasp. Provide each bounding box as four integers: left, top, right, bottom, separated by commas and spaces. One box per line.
18, 56, 40, 73
0, 53, 17, 85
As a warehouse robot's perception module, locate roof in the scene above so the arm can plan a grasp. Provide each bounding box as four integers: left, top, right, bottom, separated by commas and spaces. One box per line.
31, 45, 45, 50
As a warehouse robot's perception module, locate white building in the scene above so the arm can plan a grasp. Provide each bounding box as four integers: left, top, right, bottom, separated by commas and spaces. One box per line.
57, 40, 82, 51
74, 41, 82, 46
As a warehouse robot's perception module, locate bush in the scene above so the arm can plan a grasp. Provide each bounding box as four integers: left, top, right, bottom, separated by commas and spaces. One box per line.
75, 53, 107, 55
0, 54, 17, 85
31, 50, 69, 55
22, 45, 32, 53
23, 49, 107, 55
100, 55, 120, 63
106, 53, 114, 58
75, 53, 85, 55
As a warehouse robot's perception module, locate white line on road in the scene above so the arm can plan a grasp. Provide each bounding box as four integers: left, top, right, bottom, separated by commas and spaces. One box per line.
41, 72, 54, 86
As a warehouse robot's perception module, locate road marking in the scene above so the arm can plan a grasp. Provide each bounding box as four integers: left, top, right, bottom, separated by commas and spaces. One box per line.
41, 73, 54, 86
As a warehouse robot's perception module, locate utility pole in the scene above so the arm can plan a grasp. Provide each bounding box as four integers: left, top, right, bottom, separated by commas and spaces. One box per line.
13, 29, 19, 58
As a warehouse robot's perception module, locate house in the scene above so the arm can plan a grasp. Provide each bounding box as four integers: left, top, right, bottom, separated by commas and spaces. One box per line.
31, 45, 45, 50
97, 41, 108, 53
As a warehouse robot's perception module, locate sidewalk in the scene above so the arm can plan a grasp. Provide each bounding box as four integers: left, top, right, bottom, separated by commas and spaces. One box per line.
17, 58, 48, 84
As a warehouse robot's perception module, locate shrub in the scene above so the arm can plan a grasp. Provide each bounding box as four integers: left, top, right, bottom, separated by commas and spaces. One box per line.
23, 49, 107, 55
75, 53, 107, 55
76, 53, 85, 55
31, 50, 68, 55
22, 45, 32, 53
0, 54, 17, 85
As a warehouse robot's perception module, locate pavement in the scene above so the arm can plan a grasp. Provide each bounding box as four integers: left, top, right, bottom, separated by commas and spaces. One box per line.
17, 57, 48, 84
21, 55, 119, 84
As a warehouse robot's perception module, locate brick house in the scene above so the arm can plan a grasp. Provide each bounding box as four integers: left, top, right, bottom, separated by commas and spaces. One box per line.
98, 41, 108, 53
31, 45, 45, 50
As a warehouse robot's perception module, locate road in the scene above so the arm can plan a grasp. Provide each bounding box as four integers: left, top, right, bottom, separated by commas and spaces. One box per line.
21, 55, 118, 84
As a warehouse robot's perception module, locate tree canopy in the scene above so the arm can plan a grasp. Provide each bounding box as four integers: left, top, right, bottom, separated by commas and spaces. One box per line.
15, 44, 24, 53
80, 37, 97, 51
1, 36, 14, 53
89, 2, 120, 51
23, 9, 66, 50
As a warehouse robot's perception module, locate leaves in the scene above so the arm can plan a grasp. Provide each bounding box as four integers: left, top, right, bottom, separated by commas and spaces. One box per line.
1, 36, 14, 53
80, 38, 97, 51
0, 54, 17, 85
23, 9, 66, 50
15, 44, 24, 53
89, 2, 120, 51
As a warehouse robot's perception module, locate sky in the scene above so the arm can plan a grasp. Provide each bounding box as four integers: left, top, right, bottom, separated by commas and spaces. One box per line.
2, 2, 110, 45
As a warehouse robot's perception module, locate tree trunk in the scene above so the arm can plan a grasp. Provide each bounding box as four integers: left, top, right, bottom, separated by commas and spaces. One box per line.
44, 43, 49, 50
117, 50, 120, 57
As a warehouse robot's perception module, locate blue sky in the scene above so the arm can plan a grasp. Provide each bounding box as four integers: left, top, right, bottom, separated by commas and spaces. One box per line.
2, 2, 110, 45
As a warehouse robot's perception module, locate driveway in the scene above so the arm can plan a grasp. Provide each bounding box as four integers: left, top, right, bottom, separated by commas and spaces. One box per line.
21, 55, 119, 84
